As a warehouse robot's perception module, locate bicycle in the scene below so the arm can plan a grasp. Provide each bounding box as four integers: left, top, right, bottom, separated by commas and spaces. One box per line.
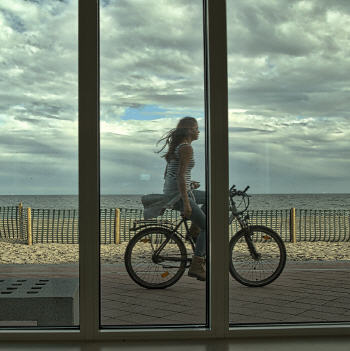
124, 185, 287, 289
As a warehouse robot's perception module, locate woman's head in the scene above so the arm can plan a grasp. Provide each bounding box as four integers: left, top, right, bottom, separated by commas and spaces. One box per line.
175, 116, 199, 141
156, 116, 199, 161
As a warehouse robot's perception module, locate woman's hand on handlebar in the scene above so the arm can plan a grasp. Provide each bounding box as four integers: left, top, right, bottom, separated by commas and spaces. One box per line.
190, 181, 200, 190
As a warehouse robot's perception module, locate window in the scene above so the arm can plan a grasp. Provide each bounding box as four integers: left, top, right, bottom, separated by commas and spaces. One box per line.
0, 0, 348, 341
99, 0, 208, 327
0, 0, 79, 328
227, 0, 350, 326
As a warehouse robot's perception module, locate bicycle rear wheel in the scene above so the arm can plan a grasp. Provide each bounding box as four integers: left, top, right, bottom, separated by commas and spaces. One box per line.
229, 225, 286, 287
124, 227, 187, 289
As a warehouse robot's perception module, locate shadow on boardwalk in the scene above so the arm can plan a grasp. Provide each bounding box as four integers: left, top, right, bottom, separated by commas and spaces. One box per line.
1, 261, 350, 326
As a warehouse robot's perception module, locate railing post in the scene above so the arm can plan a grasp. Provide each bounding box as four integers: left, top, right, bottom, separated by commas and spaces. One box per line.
290, 207, 296, 243
18, 202, 23, 239
27, 207, 32, 246
115, 208, 120, 244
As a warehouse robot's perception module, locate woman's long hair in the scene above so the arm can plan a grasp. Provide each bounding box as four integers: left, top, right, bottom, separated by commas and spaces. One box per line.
156, 116, 197, 162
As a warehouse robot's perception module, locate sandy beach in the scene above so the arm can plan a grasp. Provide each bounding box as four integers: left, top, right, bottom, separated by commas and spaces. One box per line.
1, 240, 350, 264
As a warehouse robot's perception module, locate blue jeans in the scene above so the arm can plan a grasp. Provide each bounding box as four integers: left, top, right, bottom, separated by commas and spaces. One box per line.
173, 190, 206, 257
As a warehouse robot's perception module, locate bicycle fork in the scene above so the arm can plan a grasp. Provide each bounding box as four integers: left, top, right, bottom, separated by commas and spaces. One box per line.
244, 229, 261, 261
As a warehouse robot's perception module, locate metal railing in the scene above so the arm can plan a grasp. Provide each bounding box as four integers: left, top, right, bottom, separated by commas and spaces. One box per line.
0, 206, 349, 244
230, 209, 291, 242
0, 206, 23, 241
296, 209, 350, 242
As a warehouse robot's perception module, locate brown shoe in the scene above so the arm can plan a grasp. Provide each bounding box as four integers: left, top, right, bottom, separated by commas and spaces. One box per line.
188, 255, 206, 281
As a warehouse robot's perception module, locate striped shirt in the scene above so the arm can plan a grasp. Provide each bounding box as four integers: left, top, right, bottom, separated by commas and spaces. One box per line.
163, 143, 195, 195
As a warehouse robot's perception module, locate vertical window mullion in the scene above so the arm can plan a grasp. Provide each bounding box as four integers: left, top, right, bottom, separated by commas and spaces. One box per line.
205, 0, 229, 337
79, 0, 100, 339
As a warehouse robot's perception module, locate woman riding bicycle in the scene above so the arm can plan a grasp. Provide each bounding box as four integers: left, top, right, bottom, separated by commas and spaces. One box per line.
157, 116, 206, 281
130, 127, 286, 288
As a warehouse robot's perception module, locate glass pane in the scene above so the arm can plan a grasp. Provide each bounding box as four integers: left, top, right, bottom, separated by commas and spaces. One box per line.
100, 0, 207, 327
0, 1, 79, 327
228, 1, 350, 324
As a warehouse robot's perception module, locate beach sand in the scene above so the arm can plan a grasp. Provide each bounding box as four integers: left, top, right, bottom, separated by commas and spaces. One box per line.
0, 240, 350, 264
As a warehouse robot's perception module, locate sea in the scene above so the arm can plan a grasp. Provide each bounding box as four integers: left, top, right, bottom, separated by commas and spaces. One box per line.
0, 193, 349, 210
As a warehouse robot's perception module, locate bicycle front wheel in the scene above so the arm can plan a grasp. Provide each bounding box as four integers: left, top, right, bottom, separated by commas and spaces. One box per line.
124, 227, 187, 289
229, 225, 286, 287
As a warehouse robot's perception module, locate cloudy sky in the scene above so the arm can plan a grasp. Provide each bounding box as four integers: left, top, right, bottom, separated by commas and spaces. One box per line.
0, 0, 349, 195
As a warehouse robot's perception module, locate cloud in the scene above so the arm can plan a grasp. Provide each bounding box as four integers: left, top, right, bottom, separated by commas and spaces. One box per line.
227, 0, 350, 120
100, 0, 204, 117
0, 0, 349, 195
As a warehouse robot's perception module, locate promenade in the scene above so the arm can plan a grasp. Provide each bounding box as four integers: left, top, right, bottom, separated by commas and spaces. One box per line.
1, 260, 350, 326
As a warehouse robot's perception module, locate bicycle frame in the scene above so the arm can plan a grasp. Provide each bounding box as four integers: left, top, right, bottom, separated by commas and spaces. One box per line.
152, 218, 195, 260
132, 185, 259, 260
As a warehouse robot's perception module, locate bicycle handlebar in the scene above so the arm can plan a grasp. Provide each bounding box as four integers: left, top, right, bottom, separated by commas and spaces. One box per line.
230, 184, 236, 192
229, 185, 250, 197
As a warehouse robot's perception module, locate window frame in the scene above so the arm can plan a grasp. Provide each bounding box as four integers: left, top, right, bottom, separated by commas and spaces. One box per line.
0, 0, 349, 341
